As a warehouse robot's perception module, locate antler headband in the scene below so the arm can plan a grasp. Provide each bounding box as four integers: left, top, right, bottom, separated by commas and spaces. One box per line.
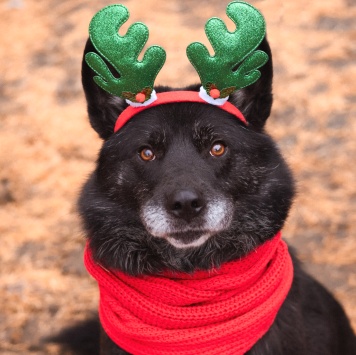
85, 1, 268, 132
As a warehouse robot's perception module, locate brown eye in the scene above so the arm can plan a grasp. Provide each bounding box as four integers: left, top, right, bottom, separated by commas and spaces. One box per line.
139, 148, 155, 161
210, 142, 226, 157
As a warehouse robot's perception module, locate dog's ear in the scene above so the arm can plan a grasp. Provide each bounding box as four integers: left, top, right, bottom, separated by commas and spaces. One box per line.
81, 38, 128, 140
228, 37, 273, 131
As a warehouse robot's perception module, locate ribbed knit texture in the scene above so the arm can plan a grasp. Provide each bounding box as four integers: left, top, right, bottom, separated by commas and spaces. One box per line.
84, 232, 293, 355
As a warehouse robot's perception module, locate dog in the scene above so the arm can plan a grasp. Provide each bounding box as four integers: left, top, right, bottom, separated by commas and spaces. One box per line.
78, 3, 356, 355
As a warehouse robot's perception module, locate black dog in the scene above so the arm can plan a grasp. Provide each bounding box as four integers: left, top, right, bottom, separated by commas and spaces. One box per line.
79, 27, 356, 355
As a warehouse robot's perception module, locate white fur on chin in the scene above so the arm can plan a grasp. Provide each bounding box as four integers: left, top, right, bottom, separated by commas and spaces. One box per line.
166, 234, 212, 249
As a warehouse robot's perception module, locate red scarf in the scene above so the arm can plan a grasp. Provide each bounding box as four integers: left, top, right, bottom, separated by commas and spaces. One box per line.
84, 232, 293, 355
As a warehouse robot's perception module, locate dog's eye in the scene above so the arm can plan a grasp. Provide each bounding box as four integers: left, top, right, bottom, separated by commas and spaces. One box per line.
210, 142, 226, 157
139, 148, 155, 161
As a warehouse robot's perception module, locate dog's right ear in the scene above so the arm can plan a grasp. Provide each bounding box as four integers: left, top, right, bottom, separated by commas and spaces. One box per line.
81, 38, 128, 140
228, 36, 273, 131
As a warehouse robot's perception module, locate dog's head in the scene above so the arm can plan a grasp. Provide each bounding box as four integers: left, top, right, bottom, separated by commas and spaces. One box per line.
79, 13, 295, 275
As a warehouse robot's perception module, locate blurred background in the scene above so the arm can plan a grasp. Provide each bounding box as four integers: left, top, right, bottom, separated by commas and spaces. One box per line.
0, 0, 355, 353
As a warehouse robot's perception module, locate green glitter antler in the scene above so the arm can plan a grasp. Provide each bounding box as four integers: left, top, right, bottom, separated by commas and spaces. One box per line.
85, 5, 166, 103
186, 1, 269, 99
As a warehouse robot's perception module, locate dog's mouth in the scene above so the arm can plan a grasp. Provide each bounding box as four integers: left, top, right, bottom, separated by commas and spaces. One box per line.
141, 199, 233, 249
165, 230, 212, 249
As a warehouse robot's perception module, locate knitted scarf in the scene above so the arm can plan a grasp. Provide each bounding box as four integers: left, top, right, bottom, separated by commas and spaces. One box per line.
84, 232, 293, 355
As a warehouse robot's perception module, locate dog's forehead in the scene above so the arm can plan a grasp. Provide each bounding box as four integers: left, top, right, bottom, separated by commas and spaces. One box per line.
122, 101, 243, 138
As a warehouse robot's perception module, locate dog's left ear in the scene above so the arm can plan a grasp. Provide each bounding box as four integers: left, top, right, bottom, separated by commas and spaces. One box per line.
82, 38, 128, 140
228, 37, 273, 131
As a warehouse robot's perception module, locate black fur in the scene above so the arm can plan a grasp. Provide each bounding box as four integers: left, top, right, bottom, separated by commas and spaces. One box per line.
75, 35, 356, 354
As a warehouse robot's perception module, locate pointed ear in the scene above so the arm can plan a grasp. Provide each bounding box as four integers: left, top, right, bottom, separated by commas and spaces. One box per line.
228, 36, 273, 131
81, 38, 128, 139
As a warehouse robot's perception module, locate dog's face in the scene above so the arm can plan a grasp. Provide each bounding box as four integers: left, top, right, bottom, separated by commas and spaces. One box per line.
79, 38, 295, 275
119, 103, 238, 250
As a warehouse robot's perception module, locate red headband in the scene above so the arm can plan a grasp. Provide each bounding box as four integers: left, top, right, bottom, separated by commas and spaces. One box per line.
114, 91, 247, 132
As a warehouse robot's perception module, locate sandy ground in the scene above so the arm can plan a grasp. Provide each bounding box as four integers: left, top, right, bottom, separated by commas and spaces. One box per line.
0, 0, 355, 353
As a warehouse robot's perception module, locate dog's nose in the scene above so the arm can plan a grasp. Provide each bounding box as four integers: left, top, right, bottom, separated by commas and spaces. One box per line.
167, 189, 205, 222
